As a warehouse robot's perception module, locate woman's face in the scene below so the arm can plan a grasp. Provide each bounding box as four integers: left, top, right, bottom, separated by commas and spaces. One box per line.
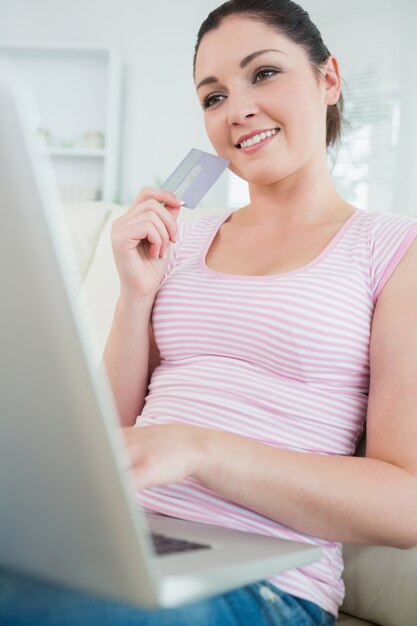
194, 16, 340, 186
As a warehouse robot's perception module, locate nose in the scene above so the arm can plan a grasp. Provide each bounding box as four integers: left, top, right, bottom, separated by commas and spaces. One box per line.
227, 90, 259, 125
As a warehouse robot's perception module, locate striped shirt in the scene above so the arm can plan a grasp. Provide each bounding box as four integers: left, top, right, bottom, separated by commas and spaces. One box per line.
135, 207, 417, 617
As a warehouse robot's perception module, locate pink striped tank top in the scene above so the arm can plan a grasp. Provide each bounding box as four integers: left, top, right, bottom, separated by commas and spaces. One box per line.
135, 207, 417, 617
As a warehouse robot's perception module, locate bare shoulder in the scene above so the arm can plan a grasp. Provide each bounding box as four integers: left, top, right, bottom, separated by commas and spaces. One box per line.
365, 236, 417, 473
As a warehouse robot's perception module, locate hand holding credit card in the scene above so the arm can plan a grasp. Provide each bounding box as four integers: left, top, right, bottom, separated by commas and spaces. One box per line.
161, 149, 230, 209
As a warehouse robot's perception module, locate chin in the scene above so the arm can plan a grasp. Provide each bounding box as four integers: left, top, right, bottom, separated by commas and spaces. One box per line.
230, 162, 287, 186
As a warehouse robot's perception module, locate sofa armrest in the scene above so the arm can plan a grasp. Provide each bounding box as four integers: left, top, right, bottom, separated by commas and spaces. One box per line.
63, 201, 119, 285
77, 204, 125, 364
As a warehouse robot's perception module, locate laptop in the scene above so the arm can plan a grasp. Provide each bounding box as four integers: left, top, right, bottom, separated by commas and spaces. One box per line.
0, 61, 320, 610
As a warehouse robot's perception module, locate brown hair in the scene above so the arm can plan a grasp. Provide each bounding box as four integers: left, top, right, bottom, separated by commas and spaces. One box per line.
193, 0, 344, 149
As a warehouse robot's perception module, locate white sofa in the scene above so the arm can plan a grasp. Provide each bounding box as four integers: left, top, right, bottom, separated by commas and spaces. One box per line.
65, 201, 417, 626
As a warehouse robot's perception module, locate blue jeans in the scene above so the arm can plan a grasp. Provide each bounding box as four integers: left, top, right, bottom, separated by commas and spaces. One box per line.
0, 568, 335, 626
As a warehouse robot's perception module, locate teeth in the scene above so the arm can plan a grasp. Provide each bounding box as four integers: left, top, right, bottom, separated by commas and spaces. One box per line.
239, 128, 278, 149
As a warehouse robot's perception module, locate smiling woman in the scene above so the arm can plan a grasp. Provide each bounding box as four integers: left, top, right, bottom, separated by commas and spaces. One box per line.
132, 0, 417, 621
192, 8, 343, 201
193, 0, 344, 149
3, 1, 417, 626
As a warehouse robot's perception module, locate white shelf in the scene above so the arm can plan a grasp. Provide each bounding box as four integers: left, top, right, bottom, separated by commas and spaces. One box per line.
42, 147, 107, 158
0, 43, 122, 203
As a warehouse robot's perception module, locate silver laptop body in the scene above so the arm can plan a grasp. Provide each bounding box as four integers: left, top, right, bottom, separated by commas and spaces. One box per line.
0, 61, 320, 609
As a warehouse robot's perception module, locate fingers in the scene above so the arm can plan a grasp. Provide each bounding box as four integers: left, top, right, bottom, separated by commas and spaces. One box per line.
133, 187, 183, 209
112, 191, 182, 259
130, 190, 184, 249
124, 444, 158, 491
117, 214, 171, 258
124, 202, 178, 243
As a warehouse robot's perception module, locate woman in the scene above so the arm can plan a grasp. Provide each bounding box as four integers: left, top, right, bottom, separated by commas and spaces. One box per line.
2, 1, 417, 624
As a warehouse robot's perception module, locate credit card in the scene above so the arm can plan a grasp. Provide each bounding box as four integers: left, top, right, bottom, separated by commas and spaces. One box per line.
161, 148, 230, 209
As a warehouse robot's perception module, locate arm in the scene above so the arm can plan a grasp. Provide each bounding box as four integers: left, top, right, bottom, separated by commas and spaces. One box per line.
194, 430, 417, 549
125, 239, 417, 549
102, 295, 156, 427
101, 188, 181, 427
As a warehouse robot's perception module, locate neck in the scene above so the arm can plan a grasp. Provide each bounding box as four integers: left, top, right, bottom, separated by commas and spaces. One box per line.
234, 158, 348, 230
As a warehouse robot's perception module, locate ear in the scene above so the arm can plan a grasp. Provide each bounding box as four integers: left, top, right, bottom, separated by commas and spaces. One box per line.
322, 55, 341, 106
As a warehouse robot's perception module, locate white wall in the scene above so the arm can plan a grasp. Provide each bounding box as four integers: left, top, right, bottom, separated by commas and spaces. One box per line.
0, 0, 226, 207
1, 0, 415, 215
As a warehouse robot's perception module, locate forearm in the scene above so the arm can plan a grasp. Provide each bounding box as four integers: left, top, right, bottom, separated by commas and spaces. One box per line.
102, 295, 154, 427
194, 429, 417, 549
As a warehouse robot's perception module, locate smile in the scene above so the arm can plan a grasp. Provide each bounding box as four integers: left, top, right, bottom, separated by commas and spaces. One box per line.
236, 128, 280, 150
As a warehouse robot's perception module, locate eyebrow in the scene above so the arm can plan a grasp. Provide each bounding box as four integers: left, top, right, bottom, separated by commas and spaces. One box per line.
196, 48, 286, 91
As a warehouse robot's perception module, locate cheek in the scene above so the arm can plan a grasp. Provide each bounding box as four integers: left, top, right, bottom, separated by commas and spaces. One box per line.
204, 116, 222, 147
277, 97, 322, 151
203, 125, 226, 161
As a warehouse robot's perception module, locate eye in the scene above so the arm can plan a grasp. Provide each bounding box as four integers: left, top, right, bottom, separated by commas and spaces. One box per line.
253, 67, 281, 83
201, 93, 225, 110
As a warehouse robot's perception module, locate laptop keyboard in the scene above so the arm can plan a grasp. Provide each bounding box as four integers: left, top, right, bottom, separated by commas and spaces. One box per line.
151, 532, 211, 555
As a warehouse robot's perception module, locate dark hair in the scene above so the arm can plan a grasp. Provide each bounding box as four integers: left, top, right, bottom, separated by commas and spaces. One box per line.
193, 0, 344, 148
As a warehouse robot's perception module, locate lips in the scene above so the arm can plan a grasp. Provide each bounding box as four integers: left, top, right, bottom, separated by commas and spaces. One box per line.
235, 128, 280, 149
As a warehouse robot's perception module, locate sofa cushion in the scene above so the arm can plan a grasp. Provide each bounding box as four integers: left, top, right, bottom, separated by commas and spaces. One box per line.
341, 543, 417, 626
337, 613, 375, 625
